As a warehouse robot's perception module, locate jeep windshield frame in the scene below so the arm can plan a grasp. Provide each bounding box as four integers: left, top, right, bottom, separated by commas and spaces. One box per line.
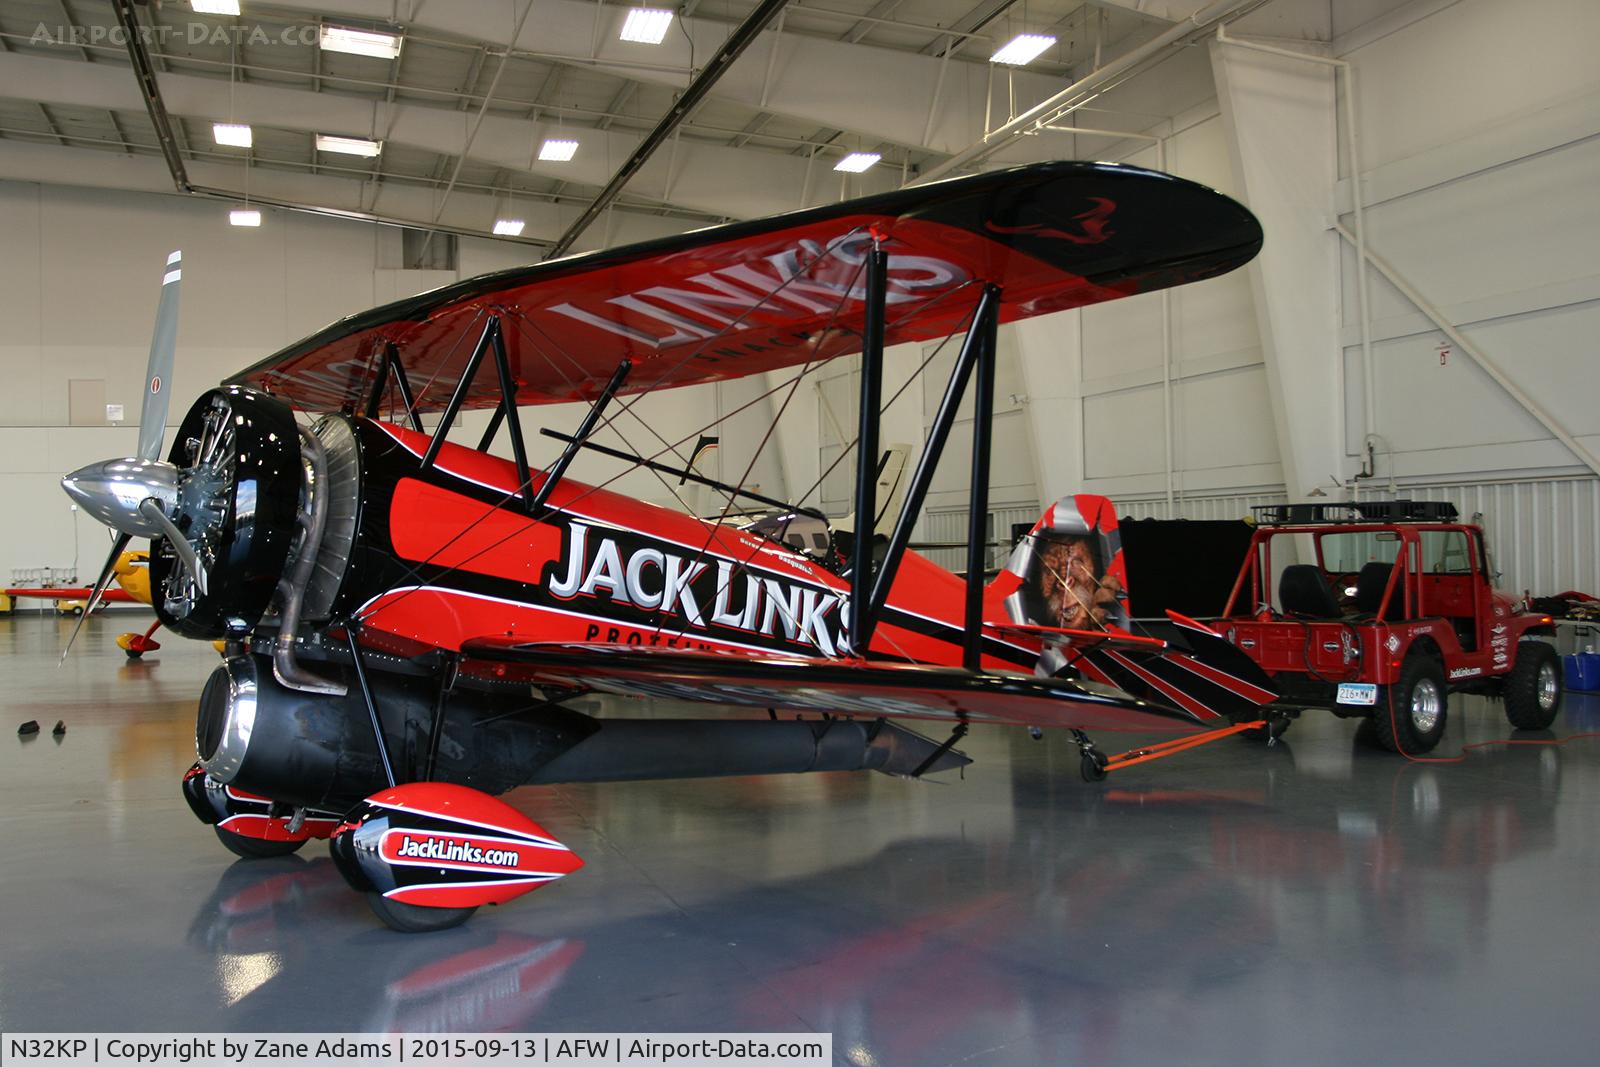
1223, 522, 1490, 622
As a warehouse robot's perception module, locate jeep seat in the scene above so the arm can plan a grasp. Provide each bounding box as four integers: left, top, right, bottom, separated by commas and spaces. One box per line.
1354, 561, 1397, 620
1279, 564, 1343, 619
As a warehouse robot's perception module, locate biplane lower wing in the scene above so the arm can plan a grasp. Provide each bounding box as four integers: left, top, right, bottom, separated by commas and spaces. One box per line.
459, 639, 1214, 735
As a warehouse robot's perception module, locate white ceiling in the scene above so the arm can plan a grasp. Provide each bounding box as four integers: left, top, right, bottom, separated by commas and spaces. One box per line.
0, 0, 1413, 250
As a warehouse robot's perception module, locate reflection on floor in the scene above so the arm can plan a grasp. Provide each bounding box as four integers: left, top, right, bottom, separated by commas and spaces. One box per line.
3, 613, 1600, 1064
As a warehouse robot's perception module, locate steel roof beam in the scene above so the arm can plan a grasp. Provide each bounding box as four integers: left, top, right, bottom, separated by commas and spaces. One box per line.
547, 0, 793, 257
261, 0, 1063, 155
0, 49, 897, 222
108, 0, 189, 192
0, 137, 710, 248
916, 0, 1270, 183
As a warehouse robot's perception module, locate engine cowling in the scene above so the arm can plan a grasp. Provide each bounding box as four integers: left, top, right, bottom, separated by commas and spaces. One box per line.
153, 387, 304, 638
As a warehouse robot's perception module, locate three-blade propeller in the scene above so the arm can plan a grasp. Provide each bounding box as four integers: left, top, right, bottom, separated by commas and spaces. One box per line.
59, 251, 198, 659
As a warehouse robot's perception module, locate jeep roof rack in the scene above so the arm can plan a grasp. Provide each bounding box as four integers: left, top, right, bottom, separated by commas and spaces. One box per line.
1252, 500, 1460, 526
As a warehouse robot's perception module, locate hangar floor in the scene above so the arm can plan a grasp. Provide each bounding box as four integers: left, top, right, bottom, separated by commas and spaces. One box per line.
3, 612, 1599, 1063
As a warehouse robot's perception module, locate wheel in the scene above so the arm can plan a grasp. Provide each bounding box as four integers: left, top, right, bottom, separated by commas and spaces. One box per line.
1504, 640, 1562, 730
212, 824, 307, 859
1374, 654, 1448, 754
124, 648, 143, 660
1080, 751, 1107, 782
366, 893, 477, 934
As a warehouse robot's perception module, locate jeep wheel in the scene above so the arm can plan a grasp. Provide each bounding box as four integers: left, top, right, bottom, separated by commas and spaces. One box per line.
1375, 654, 1448, 754
1504, 640, 1562, 730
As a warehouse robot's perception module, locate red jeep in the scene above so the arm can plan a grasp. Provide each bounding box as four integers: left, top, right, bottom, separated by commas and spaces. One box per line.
1217, 501, 1562, 753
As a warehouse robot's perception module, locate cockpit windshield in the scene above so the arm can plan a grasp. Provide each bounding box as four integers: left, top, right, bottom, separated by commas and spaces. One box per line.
741, 511, 839, 567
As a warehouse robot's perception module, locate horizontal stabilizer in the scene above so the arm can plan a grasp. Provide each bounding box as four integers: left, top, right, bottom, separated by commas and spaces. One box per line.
1075, 613, 1277, 723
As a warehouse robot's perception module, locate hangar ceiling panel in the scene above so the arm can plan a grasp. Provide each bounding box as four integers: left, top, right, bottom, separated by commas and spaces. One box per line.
0, 0, 1419, 248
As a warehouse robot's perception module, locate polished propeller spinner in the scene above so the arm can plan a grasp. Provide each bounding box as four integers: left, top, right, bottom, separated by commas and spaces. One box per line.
58, 250, 213, 658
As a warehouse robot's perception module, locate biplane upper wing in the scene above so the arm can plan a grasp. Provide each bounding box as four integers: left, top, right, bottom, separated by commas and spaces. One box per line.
228, 162, 1262, 414
459, 639, 1216, 735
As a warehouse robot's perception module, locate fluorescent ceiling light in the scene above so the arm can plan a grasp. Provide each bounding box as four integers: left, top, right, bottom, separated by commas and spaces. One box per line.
991, 34, 1055, 66
834, 152, 881, 173
315, 134, 383, 157
229, 209, 261, 227
319, 25, 403, 60
539, 138, 579, 162
191, 1, 241, 14
619, 8, 674, 44
212, 122, 252, 148
493, 219, 526, 236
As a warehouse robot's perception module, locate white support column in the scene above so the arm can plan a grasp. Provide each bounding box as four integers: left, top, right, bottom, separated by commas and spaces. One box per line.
1012, 310, 1085, 509
1211, 35, 1343, 503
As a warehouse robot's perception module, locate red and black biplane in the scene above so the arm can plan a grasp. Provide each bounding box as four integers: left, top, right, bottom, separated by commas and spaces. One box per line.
64, 161, 1277, 931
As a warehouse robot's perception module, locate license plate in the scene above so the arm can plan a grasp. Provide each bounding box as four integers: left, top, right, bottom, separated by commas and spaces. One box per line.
1337, 682, 1378, 706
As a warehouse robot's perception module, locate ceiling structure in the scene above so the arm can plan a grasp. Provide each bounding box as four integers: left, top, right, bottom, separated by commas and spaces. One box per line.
0, 0, 1352, 251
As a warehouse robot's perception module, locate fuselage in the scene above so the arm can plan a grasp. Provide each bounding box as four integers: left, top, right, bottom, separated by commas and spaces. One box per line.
329, 418, 1038, 672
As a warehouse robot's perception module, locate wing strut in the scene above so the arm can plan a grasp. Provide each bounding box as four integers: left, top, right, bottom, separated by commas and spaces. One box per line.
963, 285, 999, 670
852, 280, 1003, 666
345, 624, 398, 790
847, 241, 888, 655
363, 341, 424, 433
527, 358, 633, 516
862, 284, 1002, 650
418, 316, 542, 511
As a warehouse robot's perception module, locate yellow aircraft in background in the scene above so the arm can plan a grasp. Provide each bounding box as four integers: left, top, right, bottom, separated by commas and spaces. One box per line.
3, 550, 166, 657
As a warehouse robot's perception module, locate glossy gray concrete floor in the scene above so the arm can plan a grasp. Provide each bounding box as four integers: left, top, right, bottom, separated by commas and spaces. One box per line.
4, 611, 1600, 1064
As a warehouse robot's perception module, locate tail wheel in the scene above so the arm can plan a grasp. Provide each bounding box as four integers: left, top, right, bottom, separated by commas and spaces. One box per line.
366, 894, 478, 934
212, 824, 308, 859
1374, 654, 1447, 754
1242, 713, 1292, 743
1504, 640, 1562, 730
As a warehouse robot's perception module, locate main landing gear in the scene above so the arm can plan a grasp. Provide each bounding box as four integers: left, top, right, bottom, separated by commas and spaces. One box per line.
181, 764, 341, 858
117, 620, 163, 659
329, 781, 584, 934
183, 763, 584, 933
183, 636, 585, 933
